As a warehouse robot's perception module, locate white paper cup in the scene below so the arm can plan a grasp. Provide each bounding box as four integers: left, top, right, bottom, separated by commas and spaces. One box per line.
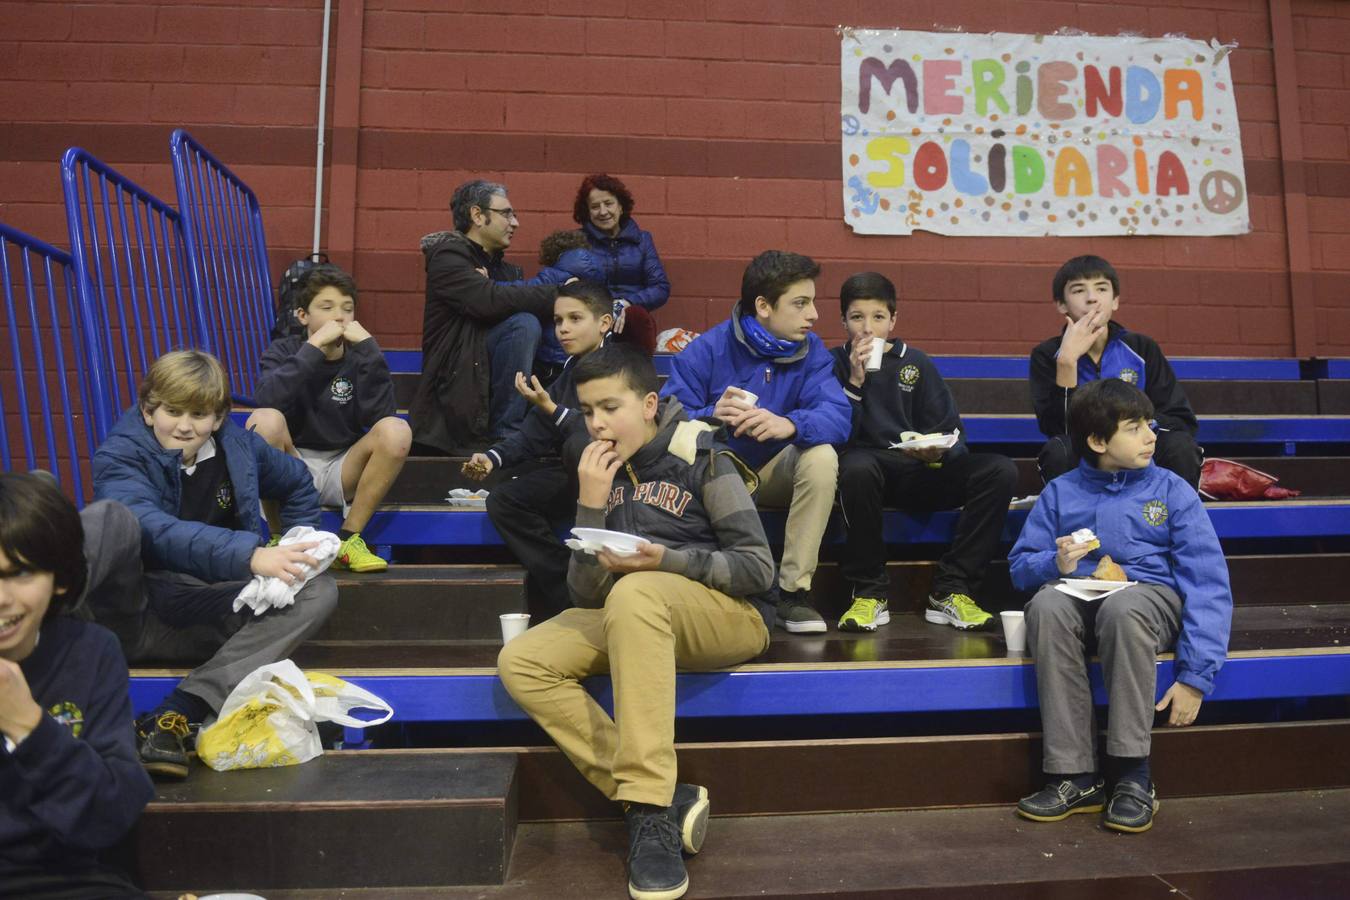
500, 613, 531, 644
736, 388, 759, 408
865, 338, 885, 372
1000, 610, 1027, 653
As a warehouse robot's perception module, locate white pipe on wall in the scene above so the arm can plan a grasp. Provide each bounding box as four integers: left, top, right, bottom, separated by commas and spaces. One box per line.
312, 0, 333, 256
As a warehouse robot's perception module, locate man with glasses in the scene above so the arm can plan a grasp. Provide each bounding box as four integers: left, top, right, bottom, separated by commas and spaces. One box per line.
412, 179, 559, 454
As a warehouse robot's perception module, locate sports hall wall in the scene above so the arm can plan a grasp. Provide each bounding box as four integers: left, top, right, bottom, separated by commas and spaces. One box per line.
0, 0, 1346, 357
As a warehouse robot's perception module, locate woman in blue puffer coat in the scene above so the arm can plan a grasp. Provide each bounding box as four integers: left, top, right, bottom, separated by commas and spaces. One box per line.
573, 173, 669, 355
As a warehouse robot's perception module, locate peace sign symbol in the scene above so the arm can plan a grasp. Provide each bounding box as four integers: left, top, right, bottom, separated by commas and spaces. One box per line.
1200, 170, 1244, 215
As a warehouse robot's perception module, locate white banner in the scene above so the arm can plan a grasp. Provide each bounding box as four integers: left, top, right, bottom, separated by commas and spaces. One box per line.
840, 29, 1249, 236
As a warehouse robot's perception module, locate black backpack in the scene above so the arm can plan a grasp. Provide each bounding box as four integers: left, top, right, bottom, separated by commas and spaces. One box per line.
271, 252, 329, 340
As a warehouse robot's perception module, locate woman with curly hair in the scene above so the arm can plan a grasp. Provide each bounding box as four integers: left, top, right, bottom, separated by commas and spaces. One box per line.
572, 173, 670, 355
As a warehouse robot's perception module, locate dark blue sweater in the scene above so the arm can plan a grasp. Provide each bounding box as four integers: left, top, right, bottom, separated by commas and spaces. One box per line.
1, 617, 154, 879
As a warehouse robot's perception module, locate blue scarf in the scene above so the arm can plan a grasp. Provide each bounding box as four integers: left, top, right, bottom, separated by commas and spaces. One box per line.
739, 315, 802, 359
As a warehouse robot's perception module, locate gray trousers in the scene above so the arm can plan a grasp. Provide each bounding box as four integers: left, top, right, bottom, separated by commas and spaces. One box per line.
1025, 582, 1182, 773
77, 500, 339, 714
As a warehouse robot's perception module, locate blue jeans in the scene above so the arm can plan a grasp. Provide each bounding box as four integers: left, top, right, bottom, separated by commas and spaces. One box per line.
485, 311, 542, 440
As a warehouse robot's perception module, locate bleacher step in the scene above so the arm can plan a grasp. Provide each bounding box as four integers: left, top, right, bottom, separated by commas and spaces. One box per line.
383, 454, 1350, 504
309, 555, 1350, 644
131, 752, 519, 893
319, 566, 524, 641
185, 790, 1350, 899
488, 719, 1350, 821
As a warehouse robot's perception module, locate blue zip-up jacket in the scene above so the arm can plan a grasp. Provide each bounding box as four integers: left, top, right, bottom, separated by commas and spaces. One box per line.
661, 317, 852, 470
581, 218, 671, 312
1008, 460, 1233, 695
1030, 321, 1198, 438
93, 406, 321, 583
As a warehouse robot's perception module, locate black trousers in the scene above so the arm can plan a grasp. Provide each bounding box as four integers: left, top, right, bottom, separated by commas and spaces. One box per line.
837, 447, 1018, 599
487, 436, 589, 621
1037, 430, 1202, 488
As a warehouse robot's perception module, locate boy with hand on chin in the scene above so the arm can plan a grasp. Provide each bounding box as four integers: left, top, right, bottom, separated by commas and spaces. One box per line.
1, 473, 154, 899
90, 350, 338, 779
831, 273, 1017, 633
661, 251, 850, 635
466, 281, 615, 620
1031, 255, 1201, 487
250, 264, 411, 572
1008, 378, 1232, 834
498, 345, 774, 900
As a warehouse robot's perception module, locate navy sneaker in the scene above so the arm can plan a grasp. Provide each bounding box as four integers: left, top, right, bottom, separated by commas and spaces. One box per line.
671, 783, 710, 854
1104, 780, 1159, 833
135, 711, 191, 779
1016, 778, 1105, 822
625, 803, 688, 900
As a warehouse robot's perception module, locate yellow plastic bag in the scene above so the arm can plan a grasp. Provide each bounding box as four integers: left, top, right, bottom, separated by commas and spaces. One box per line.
196, 660, 393, 772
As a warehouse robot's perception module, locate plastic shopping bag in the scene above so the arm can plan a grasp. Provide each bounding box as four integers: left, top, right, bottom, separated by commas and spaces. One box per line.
196, 660, 393, 772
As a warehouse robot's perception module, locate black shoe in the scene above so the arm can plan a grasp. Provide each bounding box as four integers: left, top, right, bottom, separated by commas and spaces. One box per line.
1104, 780, 1158, 833
1016, 778, 1105, 822
625, 803, 688, 900
671, 783, 710, 855
775, 588, 826, 634
136, 711, 191, 779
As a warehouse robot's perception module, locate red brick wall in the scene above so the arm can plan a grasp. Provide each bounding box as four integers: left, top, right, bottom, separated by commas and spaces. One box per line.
0, 0, 1345, 356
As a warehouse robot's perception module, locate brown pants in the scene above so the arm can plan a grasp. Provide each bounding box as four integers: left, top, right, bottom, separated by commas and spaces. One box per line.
497, 571, 770, 807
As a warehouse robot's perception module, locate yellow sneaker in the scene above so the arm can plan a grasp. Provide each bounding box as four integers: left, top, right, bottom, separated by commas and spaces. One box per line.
838, 597, 890, 632
924, 592, 994, 630
334, 533, 387, 573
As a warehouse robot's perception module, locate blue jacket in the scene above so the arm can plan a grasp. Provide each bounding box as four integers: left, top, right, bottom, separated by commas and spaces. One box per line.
93, 406, 321, 583
582, 218, 670, 311
1008, 460, 1233, 695
529, 246, 609, 365
661, 317, 852, 470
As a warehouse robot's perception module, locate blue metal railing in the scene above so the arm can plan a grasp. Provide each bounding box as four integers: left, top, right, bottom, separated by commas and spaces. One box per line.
170, 128, 274, 400
0, 222, 101, 503
61, 147, 204, 441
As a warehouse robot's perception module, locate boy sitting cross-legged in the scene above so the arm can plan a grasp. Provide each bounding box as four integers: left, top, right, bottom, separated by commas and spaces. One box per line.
90, 350, 338, 779
832, 272, 1018, 632
249, 264, 412, 572
1008, 378, 1232, 833
661, 250, 851, 634
465, 280, 615, 620
498, 344, 775, 900
0, 472, 154, 899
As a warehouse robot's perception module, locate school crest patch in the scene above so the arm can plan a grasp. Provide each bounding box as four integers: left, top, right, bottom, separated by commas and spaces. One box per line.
330, 375, 354, 405
47, 700, 84, 738
1142, 499, 1169, 526
898, 364, 921, 392
1117, 368, 1140, 385
216, 478, 234, 511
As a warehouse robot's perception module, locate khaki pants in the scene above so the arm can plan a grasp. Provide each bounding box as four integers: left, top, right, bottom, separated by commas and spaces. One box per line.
754, 443, 838, 592
497, 571, 770, 807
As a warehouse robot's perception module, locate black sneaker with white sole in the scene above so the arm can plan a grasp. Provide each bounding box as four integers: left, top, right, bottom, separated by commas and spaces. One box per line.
671, 783, 710, 854
625, 802, 688, 900
775, 588, 826, 634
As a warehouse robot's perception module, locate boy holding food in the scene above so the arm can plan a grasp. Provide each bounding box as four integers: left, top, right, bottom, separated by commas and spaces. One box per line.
1008, 378, 1232, 833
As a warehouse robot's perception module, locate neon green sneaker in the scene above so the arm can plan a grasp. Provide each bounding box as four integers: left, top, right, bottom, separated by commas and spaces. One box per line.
838, 597, 890, 632
334, 533, 387, 573
265, 534, 282, 548
924, 592, 993, 631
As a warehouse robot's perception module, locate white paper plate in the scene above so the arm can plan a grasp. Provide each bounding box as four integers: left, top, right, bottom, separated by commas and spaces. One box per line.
889, 431, 960, 451
1061, 578, 1132, 592
570, 527, 644, 556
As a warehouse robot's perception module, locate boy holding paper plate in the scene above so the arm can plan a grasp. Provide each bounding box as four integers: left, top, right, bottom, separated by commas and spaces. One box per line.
498, 344, 774, 900
830, 272, 1018, 633
1008, 378, 1232, 833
